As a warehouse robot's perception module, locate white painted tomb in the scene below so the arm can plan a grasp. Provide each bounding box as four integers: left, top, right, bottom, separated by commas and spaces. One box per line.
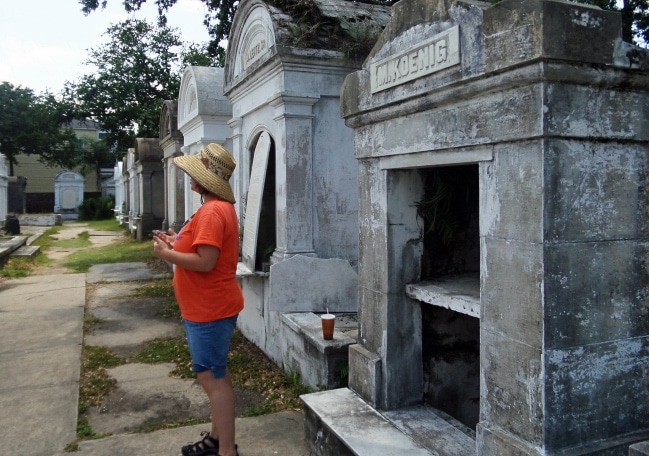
177, 66, 233, 220
53, 170, 84, 220
221, 0, 390, 387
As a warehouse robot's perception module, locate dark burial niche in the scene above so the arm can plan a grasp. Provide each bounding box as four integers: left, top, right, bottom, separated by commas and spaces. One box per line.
416, 164, 480, 430
422, 304, 480, 430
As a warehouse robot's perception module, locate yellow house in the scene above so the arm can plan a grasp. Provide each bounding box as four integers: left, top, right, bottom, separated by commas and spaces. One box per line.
12, 119, 102, 213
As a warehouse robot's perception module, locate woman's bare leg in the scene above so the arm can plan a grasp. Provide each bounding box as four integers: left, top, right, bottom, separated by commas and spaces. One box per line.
197, 369, 236, 456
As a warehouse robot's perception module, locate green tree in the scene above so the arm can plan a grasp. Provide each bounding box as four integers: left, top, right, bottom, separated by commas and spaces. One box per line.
0, 82, 80, 175
80, 0, 235, 65
64, 19, 213, 152
76, 138, 118, 191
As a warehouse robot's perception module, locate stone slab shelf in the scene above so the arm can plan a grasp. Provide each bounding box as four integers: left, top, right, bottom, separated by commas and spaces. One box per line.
406, 273, 480, 319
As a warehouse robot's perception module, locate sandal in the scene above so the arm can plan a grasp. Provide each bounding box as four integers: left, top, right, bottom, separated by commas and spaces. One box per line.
182, 431, 219, 456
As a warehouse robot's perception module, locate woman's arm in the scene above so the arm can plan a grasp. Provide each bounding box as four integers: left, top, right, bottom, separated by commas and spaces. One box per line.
153, 237, 220, 272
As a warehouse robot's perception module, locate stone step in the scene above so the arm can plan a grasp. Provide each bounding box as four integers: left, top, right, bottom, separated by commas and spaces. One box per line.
302, 388, 474, 456
0, 236, 27, 259
10, 245, 41, 259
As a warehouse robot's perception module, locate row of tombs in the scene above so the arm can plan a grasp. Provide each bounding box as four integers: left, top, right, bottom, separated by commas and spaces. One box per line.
110, 0, 649, 454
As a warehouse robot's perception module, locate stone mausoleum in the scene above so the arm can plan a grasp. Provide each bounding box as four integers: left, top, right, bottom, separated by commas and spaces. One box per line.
219, 0, 390, 388
177, 66, 234, 226
302, 0, 649, 454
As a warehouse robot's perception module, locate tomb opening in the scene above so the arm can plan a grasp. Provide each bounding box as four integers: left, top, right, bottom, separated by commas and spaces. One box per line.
413, 164, 480, 431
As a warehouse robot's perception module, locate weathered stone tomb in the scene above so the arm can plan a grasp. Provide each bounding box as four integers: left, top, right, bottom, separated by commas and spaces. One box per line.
120, 139, 165, 239
133, 138, 164, 241
302, 0, 649, 454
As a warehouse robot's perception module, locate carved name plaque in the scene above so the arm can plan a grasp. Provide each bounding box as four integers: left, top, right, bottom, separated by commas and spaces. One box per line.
241, 132, 271, 271
370, 26, 460, 93
244, 32, 267, 69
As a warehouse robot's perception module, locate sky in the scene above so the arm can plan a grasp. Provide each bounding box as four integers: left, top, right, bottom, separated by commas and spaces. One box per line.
0, 0, 210, 95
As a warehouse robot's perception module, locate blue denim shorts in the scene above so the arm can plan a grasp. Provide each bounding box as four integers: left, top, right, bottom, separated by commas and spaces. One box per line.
184, 315, 238, 378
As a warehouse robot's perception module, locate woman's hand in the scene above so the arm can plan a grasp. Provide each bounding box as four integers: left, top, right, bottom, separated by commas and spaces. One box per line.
153, 228, 176, 250
153, 235, 171, 260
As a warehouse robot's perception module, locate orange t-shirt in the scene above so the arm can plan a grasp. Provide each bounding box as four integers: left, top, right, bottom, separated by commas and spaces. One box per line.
172, 198, 244, 322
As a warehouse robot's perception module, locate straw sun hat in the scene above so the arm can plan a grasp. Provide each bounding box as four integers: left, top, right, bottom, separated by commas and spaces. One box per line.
173, 143, 237, 203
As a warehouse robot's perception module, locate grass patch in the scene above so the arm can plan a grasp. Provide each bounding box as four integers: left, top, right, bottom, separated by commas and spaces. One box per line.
83, 313, 103, 333
128, 329, 313, 417
2, 222, 122, 279
243, 403, 275, 417
0, 239, 52, 278
131, 417, 209, 434
0, 257, 33, 278
76, 345, 123, 441
52, 231, 92, 249
229, 330, 313, 416
12, 221, 150, 274
75, 415, 108, 439
64, 235, 154, 273
133, 279, 180, 318
64, 442, 80, 452
133, 336, 193, 377
80, 345, 123, 407
83, 345, 124, 371
158, 300, 182, 319
85, 219, 123, 231
134, 279, 175, 299
79, 369, 117, 421
30, 226, 63, 250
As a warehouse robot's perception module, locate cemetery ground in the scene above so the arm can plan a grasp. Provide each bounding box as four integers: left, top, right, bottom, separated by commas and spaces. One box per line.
0, 220, 312, 454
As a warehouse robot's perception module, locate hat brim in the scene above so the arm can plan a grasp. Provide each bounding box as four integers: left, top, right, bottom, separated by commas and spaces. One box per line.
173, 155, 236, 203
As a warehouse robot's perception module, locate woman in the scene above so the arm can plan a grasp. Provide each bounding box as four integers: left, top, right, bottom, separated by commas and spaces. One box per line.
153, 143, 243, 456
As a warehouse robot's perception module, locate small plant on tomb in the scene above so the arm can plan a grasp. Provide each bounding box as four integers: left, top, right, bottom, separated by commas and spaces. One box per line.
338, 17, 383, 59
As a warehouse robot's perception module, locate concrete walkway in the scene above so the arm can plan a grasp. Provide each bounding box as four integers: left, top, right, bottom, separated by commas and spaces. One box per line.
0, 226, 314, 456
0, 273, 85, 455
